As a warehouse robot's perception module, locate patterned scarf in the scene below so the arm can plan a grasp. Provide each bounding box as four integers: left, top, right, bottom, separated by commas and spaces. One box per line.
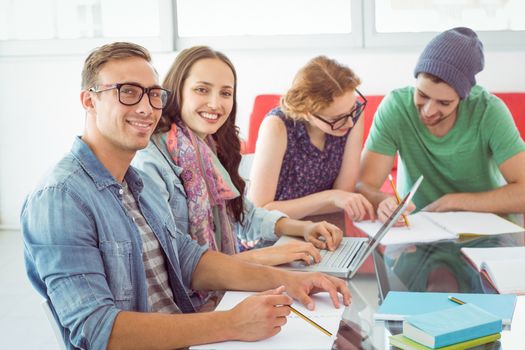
162, 123, 240, 255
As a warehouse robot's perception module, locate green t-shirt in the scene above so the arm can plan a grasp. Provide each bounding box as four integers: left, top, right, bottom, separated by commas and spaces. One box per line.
365, 85, 525, 210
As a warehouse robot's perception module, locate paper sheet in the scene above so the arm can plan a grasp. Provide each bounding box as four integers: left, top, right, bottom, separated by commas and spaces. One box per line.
191, 292, 344, 350
354, 212, 456, 245
501, 296, 525, 347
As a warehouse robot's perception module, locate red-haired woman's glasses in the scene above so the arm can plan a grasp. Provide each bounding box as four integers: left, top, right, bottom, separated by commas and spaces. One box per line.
312, 89, 367, 130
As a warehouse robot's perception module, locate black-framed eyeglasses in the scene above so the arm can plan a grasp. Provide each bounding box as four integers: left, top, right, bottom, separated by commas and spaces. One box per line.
89, 82, 171, 110
312, 89, 367, 130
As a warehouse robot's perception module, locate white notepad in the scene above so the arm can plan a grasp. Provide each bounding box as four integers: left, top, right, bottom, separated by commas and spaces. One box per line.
461, 246, 525, 295
354, 211, 524, 245
190, 292, 344, 350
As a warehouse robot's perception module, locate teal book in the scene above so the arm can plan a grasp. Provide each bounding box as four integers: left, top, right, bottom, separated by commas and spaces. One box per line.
389, 333, 501, 350
374, 291, 516, 326
402, 303, 502, 348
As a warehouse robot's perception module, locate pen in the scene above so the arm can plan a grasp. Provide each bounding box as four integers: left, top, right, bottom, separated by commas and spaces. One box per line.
388, 174, 410, 227
289, 305, 332, 337
448, 296, 466, 305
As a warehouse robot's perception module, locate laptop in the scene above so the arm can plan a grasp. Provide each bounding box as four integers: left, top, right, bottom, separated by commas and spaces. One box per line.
275, 175, 423, 279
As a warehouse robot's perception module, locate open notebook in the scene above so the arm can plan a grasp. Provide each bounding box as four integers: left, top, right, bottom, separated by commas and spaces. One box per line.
462, 246, 525, 295
190, 291, 344, 350
275, 175, 423, 278
354, 211, 524, 246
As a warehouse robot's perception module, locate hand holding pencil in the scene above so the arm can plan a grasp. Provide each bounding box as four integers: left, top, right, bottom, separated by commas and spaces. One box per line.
388, 174, 410, 227
228, 286, 294, 341
375, 175, 416, 225
227, 271, 350, 342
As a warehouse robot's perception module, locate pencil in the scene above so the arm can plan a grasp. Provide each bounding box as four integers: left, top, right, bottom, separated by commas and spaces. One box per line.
289, 305, 332, 337
388, 174, 409, 227
448, 296, 466, 305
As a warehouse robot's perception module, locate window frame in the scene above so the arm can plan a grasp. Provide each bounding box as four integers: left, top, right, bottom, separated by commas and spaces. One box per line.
1, 0, 523, 56
0, 0, 174, 57
362, 1, 525, 50
172, 0, 363, 50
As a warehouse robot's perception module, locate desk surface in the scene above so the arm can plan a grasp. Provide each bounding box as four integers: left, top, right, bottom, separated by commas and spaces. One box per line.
332, 230, 524, 349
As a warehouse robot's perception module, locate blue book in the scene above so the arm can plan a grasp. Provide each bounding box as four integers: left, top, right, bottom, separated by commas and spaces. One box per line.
374, 291, 516, 326
402, 303, 502, 348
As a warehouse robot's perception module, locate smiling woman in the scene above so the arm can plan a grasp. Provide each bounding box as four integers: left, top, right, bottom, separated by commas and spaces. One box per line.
178, 58, 235, 139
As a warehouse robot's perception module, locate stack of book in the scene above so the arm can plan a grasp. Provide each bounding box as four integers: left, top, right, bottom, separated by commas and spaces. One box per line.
389, 304, 503, 349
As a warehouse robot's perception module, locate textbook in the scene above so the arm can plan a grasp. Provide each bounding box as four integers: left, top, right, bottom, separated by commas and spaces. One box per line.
191, 291, 344, 350
374, 291, 516, 326
402, 303, 502, 348
461, 247, 525, 295
354, 211, 524, 246
389, 333, 501, 350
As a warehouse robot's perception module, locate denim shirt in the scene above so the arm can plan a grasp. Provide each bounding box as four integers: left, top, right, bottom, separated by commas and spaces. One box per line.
21, 137, 207, 350
133, 137, 287, 246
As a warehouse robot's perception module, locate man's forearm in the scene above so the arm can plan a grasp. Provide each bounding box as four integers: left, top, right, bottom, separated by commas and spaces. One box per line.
263, 190, 346, 220
191, 251, 287, 292
430, 183, 525, 214
108, 310, 234, 350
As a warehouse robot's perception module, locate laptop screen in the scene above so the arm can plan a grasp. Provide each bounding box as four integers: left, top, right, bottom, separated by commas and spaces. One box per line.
349, 175, 423, 277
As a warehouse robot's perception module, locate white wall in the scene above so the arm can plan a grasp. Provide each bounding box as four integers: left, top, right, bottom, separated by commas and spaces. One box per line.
1, 47, 525, 228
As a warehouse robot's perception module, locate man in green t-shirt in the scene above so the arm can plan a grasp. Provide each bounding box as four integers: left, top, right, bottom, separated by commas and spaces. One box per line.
357, 27, 525, 224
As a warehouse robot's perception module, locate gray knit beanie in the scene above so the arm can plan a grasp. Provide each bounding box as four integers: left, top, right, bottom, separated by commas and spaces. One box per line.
414, 27, 484, 99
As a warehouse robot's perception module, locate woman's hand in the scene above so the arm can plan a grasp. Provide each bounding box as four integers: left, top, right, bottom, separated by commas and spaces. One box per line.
238, 241, 321, 266
332, 190, 375, 222
302, 221, 343, 251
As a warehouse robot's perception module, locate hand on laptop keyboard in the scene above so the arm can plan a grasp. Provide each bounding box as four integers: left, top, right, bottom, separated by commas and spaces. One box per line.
240, 240, 321, 266
302, 221, 343, 251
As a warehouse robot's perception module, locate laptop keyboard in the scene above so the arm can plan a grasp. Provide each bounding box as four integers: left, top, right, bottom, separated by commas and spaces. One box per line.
317, 239, 364, 268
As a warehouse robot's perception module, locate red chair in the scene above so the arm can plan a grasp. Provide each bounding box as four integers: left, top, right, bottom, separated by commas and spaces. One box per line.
244, 94, 387, 150
362, 96, 396, 194
244, 94, 281, 154
494, 93, 525, 141
495, 93, 525, 225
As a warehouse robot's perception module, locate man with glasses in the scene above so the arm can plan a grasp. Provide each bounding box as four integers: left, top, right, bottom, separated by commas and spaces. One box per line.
21, 42, 350, 350
357, 27, 525, 223
249, 56, 375, 222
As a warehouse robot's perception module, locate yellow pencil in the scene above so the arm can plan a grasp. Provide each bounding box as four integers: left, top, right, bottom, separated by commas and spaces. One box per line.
448, 296, 466, 305
289, 306, 332, 337
388, 174, 410, 227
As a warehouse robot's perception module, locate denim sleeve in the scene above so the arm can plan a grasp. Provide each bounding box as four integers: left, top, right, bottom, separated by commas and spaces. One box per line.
134, 144, 190, 236
21, 187, 120, 350
236, 197, 287, 243
172, 225, 208, 287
